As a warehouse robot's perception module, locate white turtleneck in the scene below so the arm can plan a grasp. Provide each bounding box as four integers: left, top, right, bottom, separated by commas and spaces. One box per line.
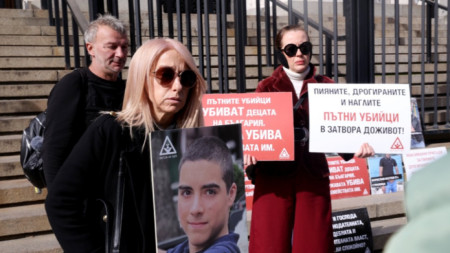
283, 66, 310, 98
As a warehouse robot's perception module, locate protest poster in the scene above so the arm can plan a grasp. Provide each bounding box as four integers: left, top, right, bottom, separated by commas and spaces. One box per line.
202, 92, 294, 161
410, 98, 425, 149
367, 154, 404, 195
327, 156, 371, 200
402, 146, 447, 180
308, 83, 411, 154
150, 124, 248, 252
332, 208, 373, 253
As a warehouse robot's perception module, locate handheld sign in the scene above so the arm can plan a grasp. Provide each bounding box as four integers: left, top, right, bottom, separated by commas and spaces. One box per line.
150, 124, 248, 252
202, 92, 294, 161
308, 83, 411, 154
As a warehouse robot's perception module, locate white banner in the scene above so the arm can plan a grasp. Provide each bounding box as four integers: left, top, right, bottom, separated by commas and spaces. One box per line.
308, 83, 411, 154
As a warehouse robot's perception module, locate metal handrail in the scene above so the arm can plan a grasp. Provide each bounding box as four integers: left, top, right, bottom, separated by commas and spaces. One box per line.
274, 0, 346, 41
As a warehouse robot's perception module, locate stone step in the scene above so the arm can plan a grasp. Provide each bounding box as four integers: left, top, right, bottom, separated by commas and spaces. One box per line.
0, 115, 34, 133
374, 72, 447, 84
0, 179, 46, 205
0, 203, 50, 237
0, 45, 59, 57
0, 35, 58, 46
411, 84, 448, 96
0, 8, 48, 18
422, 109, 449, 126
332, 192, 405, 219
0, 25, 46, 36
0, 84, 54, 98
0, 98, 47, 114
0, 70, 69, 83
0, 155, 22, 177
374, 62, 448, 73
0, 233, 62, 253
0, 16, 49, 26
0, 134, 21, 154
371, 217, 407, 251
0, 57, 65, 69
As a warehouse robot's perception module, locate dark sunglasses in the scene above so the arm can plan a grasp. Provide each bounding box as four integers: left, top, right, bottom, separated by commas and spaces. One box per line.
153, 67, 197, 88
282, 42, 312, 57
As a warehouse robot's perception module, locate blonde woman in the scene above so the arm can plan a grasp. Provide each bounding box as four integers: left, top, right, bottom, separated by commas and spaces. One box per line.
45, 38, 206, 253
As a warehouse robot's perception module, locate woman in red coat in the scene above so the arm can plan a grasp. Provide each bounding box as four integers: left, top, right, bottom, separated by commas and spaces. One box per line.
245, 24, 374, 253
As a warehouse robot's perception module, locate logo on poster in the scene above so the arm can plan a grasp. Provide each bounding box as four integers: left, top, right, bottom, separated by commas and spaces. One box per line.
279, 148, 290, 160
390, 137, 404, 150
160, 136, 177, 157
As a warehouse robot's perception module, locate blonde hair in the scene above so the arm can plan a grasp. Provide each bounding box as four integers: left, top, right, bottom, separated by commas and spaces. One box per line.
116, 38, 206, 137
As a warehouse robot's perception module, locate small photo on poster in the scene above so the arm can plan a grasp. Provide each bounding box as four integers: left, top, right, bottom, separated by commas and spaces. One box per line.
410, 98, 425, 149
150, 124, 248, 253
367, 154, 404, 195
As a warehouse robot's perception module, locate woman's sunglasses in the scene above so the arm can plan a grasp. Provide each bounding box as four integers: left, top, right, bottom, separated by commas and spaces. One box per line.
152, 67, 197, 88
282, 41, 312, 57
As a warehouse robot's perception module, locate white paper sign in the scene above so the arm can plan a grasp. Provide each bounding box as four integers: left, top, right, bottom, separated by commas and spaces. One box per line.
402, 147, 447, 180
308, 83, 411, 154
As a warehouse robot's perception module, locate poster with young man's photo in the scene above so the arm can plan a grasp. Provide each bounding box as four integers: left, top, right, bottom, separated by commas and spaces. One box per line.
150, 124, 248, 253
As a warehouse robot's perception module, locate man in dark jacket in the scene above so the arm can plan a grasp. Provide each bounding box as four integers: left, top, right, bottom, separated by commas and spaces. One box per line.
43, 14, 128, 188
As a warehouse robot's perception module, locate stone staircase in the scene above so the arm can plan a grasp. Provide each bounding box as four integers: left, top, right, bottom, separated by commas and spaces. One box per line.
0, 5, 448, 253
0, 8, 66, 253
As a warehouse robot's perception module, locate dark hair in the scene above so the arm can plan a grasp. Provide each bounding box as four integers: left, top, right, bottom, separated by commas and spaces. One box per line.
275, 24, 311, 50
179, 136, 234, 192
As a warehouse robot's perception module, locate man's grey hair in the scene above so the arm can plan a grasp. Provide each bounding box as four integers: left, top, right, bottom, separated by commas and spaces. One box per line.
84, 13, 127, 43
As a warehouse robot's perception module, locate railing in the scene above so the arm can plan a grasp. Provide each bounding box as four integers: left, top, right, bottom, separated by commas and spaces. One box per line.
43, 0, 450, 142
267, 0, 346, 81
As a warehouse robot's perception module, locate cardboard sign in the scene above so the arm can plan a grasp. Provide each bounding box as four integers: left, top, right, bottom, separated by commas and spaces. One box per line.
332, 208, 373, 252
308, 83, 411, 154
402, 146, 447, 180
327, 156, 371, 200
203, 92, 294, 161
150, 124, 248, 252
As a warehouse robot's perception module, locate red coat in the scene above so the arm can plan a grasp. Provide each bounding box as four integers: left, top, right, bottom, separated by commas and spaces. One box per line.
255, 64, 335, 178
249, 64, 335, 253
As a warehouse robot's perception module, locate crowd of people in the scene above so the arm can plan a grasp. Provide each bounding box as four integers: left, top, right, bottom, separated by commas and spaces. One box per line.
43, 13, 448, 253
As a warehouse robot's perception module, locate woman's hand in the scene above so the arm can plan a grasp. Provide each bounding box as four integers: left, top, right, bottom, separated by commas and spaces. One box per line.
244, 154, 258, 166
354, 143, 375, 158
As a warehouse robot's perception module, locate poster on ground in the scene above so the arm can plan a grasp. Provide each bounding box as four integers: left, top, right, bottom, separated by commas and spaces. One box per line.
327, 156, 371, 200
410, 97, 426, 149
150, 124, 248, 252
332, 208, 373, 253
367, 154, 404, 195
202, 92, 294, 161
308, 83, 411, 154
402, 146, 447, 180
